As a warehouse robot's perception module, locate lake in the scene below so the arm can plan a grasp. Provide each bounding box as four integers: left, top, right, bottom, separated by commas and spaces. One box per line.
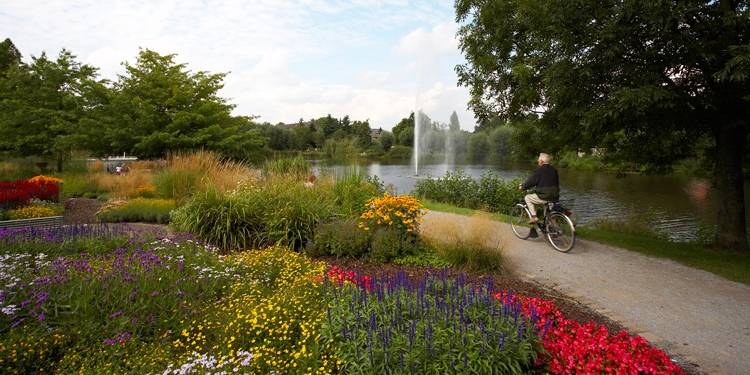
319, 162, 750, 242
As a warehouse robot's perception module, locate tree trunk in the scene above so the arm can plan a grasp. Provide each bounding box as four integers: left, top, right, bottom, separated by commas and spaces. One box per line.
56, 153, 63, 173
714, 121, 748, 251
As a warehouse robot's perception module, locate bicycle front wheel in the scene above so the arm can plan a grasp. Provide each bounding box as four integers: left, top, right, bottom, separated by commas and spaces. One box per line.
545, 212, 576, 252
510, 204, 533, 239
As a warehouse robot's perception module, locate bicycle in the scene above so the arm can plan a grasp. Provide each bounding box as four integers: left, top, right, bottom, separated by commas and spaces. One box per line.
510, 199, 576, 252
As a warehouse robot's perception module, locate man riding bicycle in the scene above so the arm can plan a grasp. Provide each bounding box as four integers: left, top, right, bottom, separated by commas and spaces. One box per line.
519, 153, 559, 224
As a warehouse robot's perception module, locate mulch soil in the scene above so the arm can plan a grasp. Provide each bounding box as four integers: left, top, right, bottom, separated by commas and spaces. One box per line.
63, 198, 103, 224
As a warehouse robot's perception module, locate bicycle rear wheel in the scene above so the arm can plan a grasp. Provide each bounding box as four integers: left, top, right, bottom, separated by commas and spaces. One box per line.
510, 204, 533, 239
545, 212, 576, 252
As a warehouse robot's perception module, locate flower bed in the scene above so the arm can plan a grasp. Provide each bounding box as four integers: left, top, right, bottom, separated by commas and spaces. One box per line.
0, 177, 60, 209
0, 225, 684, 374
0, 227, 334, 373
326, 266, 684, 375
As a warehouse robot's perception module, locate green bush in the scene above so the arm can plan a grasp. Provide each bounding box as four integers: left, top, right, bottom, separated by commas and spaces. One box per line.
56, 172, 102, 199
332, 172, 384, 215
0, 209, 8, 221
171, 178, 336, 251
393, 246, 451, 267
557, 150, 604, 171
308, 219, 370, 258
370, 227, 418, 262
413, 170, 481, 208
261, 155, 311, 177
96, 198, 175, 224
380, 145, 412, 162
477, 173, 524, 214
415, 171, 523, 214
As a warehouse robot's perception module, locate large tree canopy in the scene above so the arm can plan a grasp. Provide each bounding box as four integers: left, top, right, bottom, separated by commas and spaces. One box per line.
456, 0, 750, 251
103, 49, 265, 159
0, 49, 104, 171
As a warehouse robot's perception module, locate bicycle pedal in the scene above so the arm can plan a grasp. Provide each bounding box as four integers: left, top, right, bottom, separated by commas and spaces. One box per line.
529, 228, 539, 238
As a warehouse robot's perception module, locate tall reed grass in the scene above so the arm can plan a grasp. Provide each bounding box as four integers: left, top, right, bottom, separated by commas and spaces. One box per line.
154, 150, 257, 203
261, 156, 311, 177
421, 214, 504, 272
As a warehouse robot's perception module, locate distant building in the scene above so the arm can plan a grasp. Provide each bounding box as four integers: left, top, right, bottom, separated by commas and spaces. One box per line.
370, 128, 383, 142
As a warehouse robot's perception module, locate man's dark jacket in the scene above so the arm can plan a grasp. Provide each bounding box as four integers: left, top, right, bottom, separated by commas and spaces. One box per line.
521, 164, 560, 201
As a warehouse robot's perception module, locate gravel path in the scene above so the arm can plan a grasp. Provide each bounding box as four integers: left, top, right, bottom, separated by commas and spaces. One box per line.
423, 210, 750, 375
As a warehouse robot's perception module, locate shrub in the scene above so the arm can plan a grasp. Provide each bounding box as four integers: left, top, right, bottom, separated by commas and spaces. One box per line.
0, 178, 61, 209
332, 172, 384, 216
96, 198, 175, 224
0, 209, 7, 220
477, 173, 524, 214
421, 214, 504, 272
7, 203, 63, 219
415, 171, 524, 214
413, 170, 481, 208
171, 178, 335, 251
261, 155, 311, 177
393, 246, 451, 267
309, 219, 370, 258
370, 227, 419, 262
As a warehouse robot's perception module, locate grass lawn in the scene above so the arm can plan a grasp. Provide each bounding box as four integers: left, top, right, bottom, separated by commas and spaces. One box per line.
423, 200, 750, 285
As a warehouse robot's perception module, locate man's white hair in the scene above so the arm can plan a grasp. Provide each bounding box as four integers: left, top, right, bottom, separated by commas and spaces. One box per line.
538, 153, 552, 164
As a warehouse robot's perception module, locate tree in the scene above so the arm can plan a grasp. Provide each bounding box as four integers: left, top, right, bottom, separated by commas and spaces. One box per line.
392, 113, 415, 146
0, 48, 105, 171
380, 131, 394, 151
107, 49, 243, 158
449, 111, 461, 132
467, 132, 489, 163
456, 0, 750, 251
0, 38, 22, 77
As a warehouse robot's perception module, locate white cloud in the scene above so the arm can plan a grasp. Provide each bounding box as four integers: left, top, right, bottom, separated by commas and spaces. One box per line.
0, 0, 477, 130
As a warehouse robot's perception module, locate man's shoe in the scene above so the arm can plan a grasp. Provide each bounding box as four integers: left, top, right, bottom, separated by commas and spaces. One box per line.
529, 228, 539, 238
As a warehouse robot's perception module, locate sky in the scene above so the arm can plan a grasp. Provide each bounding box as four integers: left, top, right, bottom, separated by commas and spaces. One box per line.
0, 0, 477, 131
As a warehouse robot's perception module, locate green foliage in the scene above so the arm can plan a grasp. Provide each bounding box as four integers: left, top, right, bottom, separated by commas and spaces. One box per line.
171, 179, 336, 251
0, 209, 8, 220
323, 138, 361, 161
370, 227, 418, 262
393, 247, 451, 268
414, 171, 523, 215
308, 219, 370, 258
468, 133, 490, 162
557, 151, 604, 172
381, 145, 413, 162
261, 155, 311, 177
414, 171, 481, 209
323, 276, 538, 374
476, 174, 524, 214
392, 113, 415, 146
455, 0, 750, 249
332, 172, 384, 216
0, 49, 105, 170
57, 171, 102, 199
96, 198, 175, 224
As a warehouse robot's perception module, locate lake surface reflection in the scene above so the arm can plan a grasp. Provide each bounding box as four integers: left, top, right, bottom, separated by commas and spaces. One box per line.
318, 162, 750, 242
